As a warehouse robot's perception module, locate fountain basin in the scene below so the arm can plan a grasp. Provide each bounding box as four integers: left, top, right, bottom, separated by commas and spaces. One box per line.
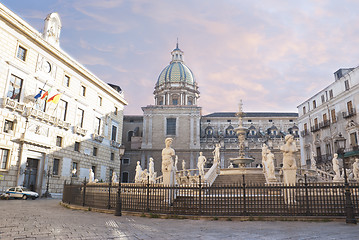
230, 157, 254, 168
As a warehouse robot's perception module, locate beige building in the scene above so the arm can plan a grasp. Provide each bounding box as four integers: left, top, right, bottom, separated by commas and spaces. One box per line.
121, 45, 299, 183
297, 67, 359, 170
0, 4, 127, 196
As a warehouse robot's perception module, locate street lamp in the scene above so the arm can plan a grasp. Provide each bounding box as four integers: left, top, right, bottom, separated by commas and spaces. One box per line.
334, 133, 357, 224
42, 166, 52, 198
115, 145, 125, 216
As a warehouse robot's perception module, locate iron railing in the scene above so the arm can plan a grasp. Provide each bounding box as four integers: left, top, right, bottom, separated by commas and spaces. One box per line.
62, 179, 359, 217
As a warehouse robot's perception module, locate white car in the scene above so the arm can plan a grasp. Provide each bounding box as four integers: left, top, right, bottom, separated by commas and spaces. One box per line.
6, 186, 39, 200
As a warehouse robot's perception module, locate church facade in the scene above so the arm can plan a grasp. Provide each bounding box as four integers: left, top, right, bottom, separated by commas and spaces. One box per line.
121, 45, 300, 183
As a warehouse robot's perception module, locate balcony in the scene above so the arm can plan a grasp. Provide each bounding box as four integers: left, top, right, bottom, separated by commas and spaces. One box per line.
300, 130, 309, 137
3, 97, 25, 113
319, 120, 330, 129
74, 125, 87, 136
310, 125, 320, 132
92, 133, 104, 143
111, 140, 120, 148
342, 108, 356, 118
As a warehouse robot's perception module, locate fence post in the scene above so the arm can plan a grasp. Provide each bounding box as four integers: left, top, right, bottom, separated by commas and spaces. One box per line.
115, 178, 122, 216
199, 175, 202, 215
82, 177, 87, 207
242, 175, 246, 215
147, 175, 150, 212
108, 180, 112, 209
304, 174, 310, 215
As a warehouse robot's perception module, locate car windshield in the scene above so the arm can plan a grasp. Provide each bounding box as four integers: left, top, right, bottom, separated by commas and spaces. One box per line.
21, 187, 30, 191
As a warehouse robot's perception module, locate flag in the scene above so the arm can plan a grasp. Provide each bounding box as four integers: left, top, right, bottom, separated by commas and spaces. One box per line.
41, 89, 51, 100
47, 93, 61, 103
34, 90, 42, 100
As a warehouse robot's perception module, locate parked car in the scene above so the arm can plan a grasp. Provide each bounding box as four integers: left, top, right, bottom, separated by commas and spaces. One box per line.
5, 186, 39, 200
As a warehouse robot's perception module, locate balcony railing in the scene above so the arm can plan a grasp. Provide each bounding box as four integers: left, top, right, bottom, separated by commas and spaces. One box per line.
310, 125, 320, 132
92, 133, 104, 143
300, 130, 309, 137
74, 125, 87, 136
342, 108, 356, 118
3, 97, 26, 113
319, 120, 330, 129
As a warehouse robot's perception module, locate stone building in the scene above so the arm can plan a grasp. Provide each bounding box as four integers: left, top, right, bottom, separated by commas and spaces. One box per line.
0, 4, 127, 196
297, 67, 359, 170
121, 44, 299, 183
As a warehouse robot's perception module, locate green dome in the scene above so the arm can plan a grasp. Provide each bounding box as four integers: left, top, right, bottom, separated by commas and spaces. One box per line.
157, 61, 195, 86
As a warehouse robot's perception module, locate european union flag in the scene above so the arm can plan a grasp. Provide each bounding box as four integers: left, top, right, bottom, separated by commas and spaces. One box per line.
34, 90, 42, 100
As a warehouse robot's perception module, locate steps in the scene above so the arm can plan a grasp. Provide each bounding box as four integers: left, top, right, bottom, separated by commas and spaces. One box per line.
212, 170, 267, 186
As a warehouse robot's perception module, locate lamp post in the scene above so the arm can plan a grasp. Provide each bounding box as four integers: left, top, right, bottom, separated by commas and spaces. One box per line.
115, 145, 125, 216
335, 133, 357, 224
42, 166, 52, 198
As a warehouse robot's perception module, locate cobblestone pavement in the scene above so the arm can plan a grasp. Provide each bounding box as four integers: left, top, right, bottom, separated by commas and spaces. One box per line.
1, 199, 359, 240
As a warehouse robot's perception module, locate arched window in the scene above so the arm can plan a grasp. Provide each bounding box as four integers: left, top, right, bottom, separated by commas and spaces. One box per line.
188, 97, 193, 105
205, 126, 213, 137
171, 94, 179, 105
226, 126, 235, 137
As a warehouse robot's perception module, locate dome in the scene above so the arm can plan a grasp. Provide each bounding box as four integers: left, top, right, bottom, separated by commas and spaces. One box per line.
157, 62, 195, 86
156, 44, 195, 86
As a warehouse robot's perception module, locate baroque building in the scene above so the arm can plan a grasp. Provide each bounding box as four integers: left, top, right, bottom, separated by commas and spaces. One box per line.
121, 44, 299, 182
0, 4, 127, 196
297, 67, 359, 170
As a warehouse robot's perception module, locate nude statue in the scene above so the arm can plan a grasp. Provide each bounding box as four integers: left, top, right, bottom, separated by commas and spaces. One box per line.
332, 153, 341, 180
197, 152, 207, 176
135, 161, 142, 183
162, 138, 175, 174
89, 169, 95, 183
266, 149, 276, 180
262, 143, 268, 171
112, 172, 118, 183
353, 158, 359, 181
280, 134, 297, 169
213, 143, 221, 164
149, 157, 156, 183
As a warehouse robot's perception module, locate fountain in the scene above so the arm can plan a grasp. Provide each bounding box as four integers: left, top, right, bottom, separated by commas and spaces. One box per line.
230, 100, 254, 167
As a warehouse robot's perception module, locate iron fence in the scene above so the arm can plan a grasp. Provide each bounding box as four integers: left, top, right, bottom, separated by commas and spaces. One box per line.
62, 179, 359, 217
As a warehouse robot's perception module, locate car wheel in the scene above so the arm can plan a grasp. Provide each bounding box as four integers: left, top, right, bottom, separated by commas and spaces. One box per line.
22, 195, 28, 200
32, 197, 36, 200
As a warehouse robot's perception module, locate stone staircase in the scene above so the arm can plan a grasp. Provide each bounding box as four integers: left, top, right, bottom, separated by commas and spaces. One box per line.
212, 168, 267, 186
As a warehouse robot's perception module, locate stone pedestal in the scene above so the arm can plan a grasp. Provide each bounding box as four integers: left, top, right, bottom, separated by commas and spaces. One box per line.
163, 170, 175, 186
282, 167, 297, 204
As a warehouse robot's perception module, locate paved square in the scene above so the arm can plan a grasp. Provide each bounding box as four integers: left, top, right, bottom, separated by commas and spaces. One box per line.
0, 199, 358, 239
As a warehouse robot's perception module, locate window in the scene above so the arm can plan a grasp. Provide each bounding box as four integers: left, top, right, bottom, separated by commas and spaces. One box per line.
207, 120, 211, 123
111, 125, 117, 141
0, 148, 10, 169
289, 120, 293, 122
64, 75, 70, 87
3, 120, 14, 133
329, 90, 333, 99
98, 96, 102, 106
345, 80, 350, 91
114, 107, 118, 115
303, 106, 306, 115
81, 85, 86, 96
314, 118, 318, 129
123, 158, 130, 165
325, 144, 331, 155
93, 147, 98, 156
304, 123, 308, 132
74, 142, 80, 152
72, 162, 78, 177
94, 117, 101, 135
187, 98, 193, 105
321, 95, 325, 103
53, 158, 60, 175
111, 152, 114, 161
16, 45, 27, 61
248, 120, 252, 122
350, 132, 358, 147
347, 101, 354, 113
166, 118, 176, 135
313, 100, 316, 109
109, 168, 114, 182
58, 100, 68, 121
331, 109, 336, 123
76, 108, 84, 127
205, 127, 213, 136
172, 98, 178, 105
7, 75, 23, 102
56, 136, 62, 147
122, 172, 129, 183
227, 120, 231, 123
269, 120, 273, 122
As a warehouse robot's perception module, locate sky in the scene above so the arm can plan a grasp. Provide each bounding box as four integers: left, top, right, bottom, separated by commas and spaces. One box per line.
2, 0, 359, 115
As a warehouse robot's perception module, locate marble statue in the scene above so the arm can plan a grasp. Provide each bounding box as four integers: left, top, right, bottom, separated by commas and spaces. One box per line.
162, 138, 175, 173
197, 152, 207, 176
332, 153, 341, 181
135, 161, 142, 183
280, 135, 297, 169
228, 163, 234, 168
141, 169, 148, 182
161, 138, 176, 185
213, 143, 221, 164
182, 160, 186, 171
174, 155, 179, 172
261, 143, 268, 172
89, 169, 95, 183
353, 158, 359, 181
311, 151, 316, 170
112, 172, 118, 183
149, 158, 156, 183
266, 149, 276, 181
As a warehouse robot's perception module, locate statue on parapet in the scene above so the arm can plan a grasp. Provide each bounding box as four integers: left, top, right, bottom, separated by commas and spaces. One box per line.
161, 138, 176, 185
89, 169, 95, 183
135, 161, 142, 183
197, 152, 207, 176
213, 143, 221, 165
281, 135, 297, 169
332, 153, 341, 181
112, 172, 118, 183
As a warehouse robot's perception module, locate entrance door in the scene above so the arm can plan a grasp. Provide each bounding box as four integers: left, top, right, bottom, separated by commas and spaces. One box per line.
23, 158, 39, 191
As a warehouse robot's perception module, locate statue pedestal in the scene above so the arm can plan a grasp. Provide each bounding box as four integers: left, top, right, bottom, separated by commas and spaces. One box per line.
163, 171, 175, 186
282, 167, 297, 204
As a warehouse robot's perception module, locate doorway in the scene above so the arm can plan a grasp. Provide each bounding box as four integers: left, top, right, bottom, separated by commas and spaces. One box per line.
23, 158, 39, 191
